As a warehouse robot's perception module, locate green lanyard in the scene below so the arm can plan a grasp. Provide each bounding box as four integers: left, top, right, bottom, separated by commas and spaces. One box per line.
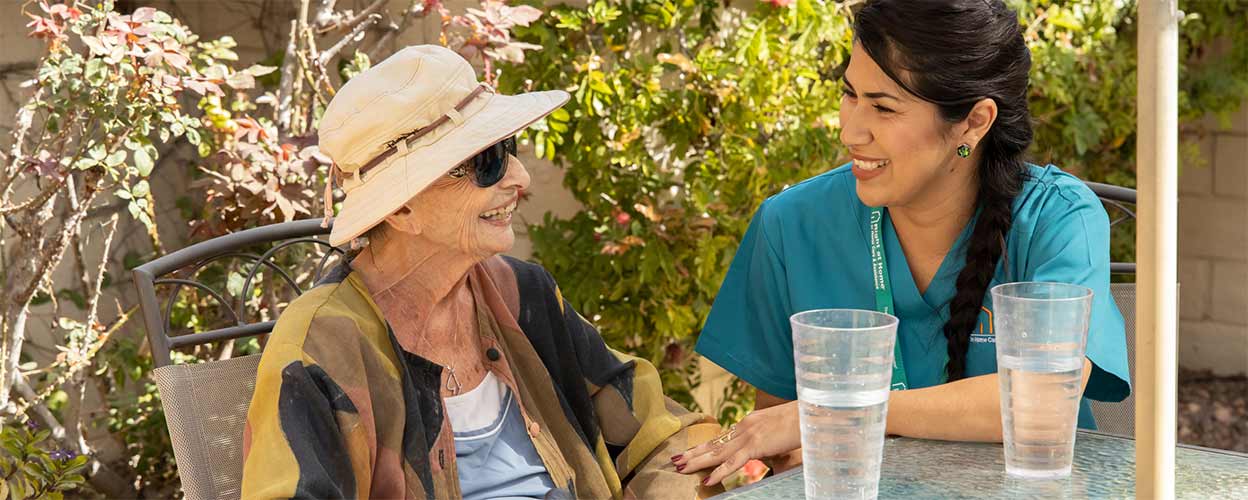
870, 207, 909, 391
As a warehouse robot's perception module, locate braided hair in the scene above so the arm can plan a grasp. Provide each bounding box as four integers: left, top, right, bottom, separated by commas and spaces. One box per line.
854, 0, 1034, 381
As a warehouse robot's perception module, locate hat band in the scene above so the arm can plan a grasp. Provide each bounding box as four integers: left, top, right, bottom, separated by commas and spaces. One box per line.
353, 83, 493, 180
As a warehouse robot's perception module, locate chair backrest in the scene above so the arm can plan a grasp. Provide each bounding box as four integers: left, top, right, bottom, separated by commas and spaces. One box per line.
1084, 180, 1136, 275
1084, 180, 1138, 436
151, 354, 262, 500
1089, 283, 1139, 436
132, 219, 337, 500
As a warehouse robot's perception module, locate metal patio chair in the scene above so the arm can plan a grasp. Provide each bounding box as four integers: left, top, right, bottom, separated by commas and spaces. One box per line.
133, 219, 339, 500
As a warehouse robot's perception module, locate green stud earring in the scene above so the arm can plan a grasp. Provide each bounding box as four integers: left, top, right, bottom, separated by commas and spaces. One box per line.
957, 143, 972, 158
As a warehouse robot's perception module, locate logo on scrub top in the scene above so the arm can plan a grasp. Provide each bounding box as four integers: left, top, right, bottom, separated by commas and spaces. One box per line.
971, 306, 995, 343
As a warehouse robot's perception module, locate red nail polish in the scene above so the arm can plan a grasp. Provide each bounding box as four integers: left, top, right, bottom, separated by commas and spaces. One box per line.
670, 454, 682, 462
702, 477, 712, 486
676, 464, 685, 472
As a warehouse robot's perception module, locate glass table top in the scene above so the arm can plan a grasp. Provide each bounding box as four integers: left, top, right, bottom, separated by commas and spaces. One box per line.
712, 431, 1248, 499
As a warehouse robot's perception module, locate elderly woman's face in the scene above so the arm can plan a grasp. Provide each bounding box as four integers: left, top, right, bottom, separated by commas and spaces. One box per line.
399, 152, 530, 258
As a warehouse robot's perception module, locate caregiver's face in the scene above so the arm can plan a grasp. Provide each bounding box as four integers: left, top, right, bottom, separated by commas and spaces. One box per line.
405, 152, 531, 259
839, 42, 960, 208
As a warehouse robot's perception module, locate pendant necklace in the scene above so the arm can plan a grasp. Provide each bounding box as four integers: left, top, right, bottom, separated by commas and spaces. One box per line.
419, 314, 467, 396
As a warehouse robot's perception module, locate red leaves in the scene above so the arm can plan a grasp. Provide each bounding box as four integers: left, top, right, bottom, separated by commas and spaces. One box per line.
25, 1, 79, 42
182, 78, 224, 96
232, 117, 268, 143
454, 0, 544, 66
35, 1, 197, 90
26, 15, 63, 41
44, 1, 82, 20
144, 40, 191, 71
190, 125, 326, 240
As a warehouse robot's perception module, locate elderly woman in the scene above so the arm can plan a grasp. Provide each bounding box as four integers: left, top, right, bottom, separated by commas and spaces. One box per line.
241, 45, 720, 499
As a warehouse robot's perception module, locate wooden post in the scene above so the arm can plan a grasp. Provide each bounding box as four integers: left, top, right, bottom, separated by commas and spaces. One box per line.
1135, 1, 1179, 498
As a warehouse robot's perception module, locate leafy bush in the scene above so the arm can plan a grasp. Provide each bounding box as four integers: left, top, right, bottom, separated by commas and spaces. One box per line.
503, 0, 1248, 419
0, 423, 89, 500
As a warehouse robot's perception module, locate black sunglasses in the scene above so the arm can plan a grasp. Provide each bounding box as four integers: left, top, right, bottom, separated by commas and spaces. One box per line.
448, 136, 517, 187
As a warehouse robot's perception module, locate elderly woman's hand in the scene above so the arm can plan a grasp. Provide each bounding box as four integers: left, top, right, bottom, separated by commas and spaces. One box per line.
670, 400, 802, 486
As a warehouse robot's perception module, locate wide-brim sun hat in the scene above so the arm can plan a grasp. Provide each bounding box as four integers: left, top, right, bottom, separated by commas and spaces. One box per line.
317, 44, 570, 247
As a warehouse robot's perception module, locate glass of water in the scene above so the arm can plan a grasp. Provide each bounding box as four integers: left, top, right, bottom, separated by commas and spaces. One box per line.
991, 282, 1093, 479
790, 309, 898, 500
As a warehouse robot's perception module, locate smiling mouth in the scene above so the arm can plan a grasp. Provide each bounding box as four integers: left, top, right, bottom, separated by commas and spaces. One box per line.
480, 198, 518, 222
854, 158, 891, 171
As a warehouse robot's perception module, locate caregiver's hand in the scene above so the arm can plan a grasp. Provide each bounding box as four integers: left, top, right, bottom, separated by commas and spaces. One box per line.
671, 400, 801, 486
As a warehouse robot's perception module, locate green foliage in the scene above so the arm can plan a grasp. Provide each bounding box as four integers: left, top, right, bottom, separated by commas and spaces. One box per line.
0, 424, 89, 500
1179, 1, 1248, 128
504, 0, 853, 415
22, 1, 261, 235
504, 0, 1248, 420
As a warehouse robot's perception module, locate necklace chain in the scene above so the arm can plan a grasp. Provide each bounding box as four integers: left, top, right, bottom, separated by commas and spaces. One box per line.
416, 307, 471, 396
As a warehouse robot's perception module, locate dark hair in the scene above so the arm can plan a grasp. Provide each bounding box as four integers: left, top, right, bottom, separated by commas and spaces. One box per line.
854, 0, 1033, 381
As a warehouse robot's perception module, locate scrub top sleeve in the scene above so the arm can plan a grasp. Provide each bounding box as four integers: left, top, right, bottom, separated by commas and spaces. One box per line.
1025, 196, 1131, 403
696, 200, 798, 401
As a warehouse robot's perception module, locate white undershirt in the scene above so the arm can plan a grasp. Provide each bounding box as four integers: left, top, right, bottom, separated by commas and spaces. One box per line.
443, 371, 506, 434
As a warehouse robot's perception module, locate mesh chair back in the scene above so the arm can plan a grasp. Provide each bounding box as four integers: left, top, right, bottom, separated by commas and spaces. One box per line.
151, 354, 262, 500
1089, 283, 1138, 436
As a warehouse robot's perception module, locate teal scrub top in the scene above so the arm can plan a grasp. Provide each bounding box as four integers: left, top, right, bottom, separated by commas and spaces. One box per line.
696, 164, 1132, 429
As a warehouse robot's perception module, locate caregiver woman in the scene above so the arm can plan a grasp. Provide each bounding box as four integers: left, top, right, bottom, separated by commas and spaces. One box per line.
673, 0, 1130, 485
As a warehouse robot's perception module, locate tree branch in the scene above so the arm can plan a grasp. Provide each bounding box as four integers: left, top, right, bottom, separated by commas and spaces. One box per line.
1, 84, 44, 201
368, 0, 429, 61
0, 176, 65, 215
318, 12, 380, 66
311, 0, 338, 32
86, 215, 118, 338
338, 0, 388, 34
11, 301, 131, 418
275, 0, 307, 133
14, 375, 67, 441
69, 177, 93, 313
15, 176, 101, 322
63, 214, 119, 448
0, 173, 67, 405
301, 28, 329, 103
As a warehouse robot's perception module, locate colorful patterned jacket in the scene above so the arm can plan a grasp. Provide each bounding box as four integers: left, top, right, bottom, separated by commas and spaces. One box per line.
241, 256, 722, 499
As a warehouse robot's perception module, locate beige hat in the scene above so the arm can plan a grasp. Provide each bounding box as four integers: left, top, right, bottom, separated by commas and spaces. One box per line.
317, 45, 569, 247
